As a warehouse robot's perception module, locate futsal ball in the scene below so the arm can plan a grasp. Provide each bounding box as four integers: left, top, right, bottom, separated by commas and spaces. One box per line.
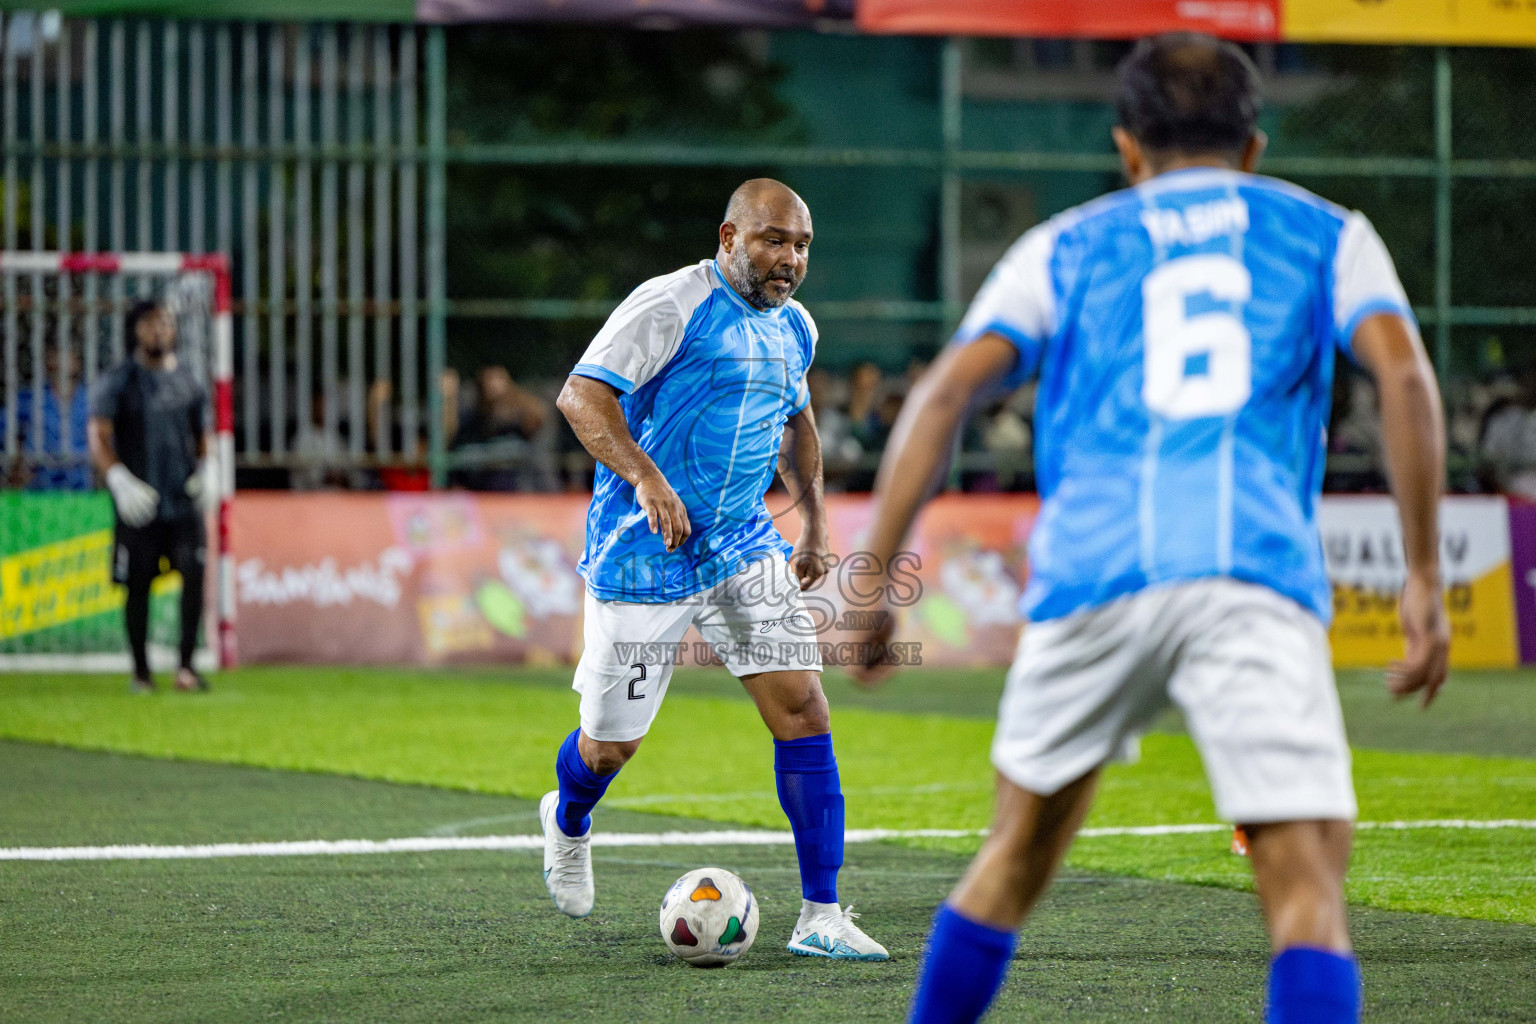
659, 867, 759, 967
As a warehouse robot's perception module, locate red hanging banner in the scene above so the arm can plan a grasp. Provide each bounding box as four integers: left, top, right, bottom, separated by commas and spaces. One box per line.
855, 0, 1281, 41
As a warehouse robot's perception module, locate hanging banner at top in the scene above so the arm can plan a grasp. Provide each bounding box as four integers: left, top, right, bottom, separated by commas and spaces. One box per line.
0, 0, 852, 25
1284, 0, 1536, 45
856, 0, 1536, 45
9, 0, 1535, 39
856, 1, 1280, 40
418, 0, 853, 25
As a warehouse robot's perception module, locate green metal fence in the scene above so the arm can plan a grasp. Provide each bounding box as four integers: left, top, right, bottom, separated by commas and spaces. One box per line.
438, 34, 1536, 489
0, 16, 447, 483
3, 19, 1533, 489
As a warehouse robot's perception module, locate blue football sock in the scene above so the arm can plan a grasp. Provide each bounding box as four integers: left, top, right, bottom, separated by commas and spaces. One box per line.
1267, 947, 1362, 1024
554, 729, 616, 838
908, 903, 1018, 1024
773, 733, 843, 904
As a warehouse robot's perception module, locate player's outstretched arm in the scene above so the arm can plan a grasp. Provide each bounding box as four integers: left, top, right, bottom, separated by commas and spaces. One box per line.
1352, 312, 1451, 707
778, 405, 830, 590
557, 374, 691, 552
847, 334, 1019, 685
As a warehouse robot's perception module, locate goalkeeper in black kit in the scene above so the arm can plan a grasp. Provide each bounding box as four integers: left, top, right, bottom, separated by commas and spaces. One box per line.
88, 300, 218, 694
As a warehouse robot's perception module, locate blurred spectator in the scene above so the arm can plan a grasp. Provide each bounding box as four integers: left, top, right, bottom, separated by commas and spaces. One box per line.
806, 368, 863, 491
846, 383, 906, 491
1478, 367, 1536, 499
1324, 374, 1387, 492
448, 365, 557, 491
290, 388, 356, 490
979, 386, 1033, 492
377, 432, 433, 491
366, 378, 432, 491
846, 361, 884, 451
2, 346, 93, 490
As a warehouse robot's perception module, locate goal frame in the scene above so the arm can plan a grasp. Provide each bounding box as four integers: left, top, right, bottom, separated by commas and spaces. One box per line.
0, 251, 236, 670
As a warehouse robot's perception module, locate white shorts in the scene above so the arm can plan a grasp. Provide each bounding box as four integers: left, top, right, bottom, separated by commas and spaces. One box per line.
573, 555, 823, 742
993, 577, 1356, 824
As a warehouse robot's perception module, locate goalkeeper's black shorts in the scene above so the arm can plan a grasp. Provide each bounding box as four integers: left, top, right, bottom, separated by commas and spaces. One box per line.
112, 514, 206, 586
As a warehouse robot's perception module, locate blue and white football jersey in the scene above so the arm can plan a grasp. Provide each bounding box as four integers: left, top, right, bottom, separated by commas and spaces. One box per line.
571, 259, 816, 603
955, 167, 1414, 624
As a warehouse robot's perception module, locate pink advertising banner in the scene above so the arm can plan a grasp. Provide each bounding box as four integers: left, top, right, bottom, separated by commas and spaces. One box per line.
230, 491, 1038, 669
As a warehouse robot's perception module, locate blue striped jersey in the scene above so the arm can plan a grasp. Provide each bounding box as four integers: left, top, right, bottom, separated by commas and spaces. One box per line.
954, 168, 1414, 624
571, 259, 816, 603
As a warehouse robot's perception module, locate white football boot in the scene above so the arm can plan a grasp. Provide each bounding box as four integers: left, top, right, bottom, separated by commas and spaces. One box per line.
786, 900, 890, 961
539, 790, 594, 918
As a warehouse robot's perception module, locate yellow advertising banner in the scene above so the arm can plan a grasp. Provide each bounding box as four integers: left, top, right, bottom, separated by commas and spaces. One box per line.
1318, 496, 1520, 668
1284, 0, 1536, 45
0, 529, 121, 640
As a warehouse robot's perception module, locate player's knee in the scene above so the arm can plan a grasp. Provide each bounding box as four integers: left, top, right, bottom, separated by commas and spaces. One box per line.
581, 735, 641, 775
776, 680, 830, 736
799, 701, 831, 736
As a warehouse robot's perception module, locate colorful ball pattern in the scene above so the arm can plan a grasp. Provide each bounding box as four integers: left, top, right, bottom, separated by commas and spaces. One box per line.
659, 867, 759, 967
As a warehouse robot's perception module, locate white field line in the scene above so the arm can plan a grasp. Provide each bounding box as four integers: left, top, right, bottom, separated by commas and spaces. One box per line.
2, 820, 1534, 864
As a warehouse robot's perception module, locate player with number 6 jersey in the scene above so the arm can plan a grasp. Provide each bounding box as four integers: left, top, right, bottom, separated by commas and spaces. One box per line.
849, 33, 1450, 1024
959, 154, 1406, 625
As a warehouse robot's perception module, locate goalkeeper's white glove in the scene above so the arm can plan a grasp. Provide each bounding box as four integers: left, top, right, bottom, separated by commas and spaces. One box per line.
185, 455, 220, 515
106, 463, 159, 527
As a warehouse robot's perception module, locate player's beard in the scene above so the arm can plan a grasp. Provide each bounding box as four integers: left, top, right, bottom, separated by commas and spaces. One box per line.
728, 245, 801, 310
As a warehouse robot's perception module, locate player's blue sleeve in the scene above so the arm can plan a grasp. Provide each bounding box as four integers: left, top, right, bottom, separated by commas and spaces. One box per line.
950, 220, 1062, 389
571, 276, 688, 395
1332, 212, 1415, 362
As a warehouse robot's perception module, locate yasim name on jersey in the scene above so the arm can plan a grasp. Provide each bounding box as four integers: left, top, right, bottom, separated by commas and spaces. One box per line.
1140, 196, 1249, 249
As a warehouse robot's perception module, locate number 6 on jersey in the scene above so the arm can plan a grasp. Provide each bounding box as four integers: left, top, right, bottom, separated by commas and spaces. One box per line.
1141, 253, 1252, 420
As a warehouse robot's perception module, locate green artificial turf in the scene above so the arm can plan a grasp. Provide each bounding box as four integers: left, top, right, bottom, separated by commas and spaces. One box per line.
2, 667, 1533, 925
2, 744, 1533, 1024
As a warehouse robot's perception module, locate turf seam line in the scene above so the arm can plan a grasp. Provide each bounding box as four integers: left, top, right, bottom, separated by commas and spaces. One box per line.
3, 820, 1535, 863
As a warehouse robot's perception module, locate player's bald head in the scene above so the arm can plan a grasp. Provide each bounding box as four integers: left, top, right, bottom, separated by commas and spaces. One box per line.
723, 178, 809, 231
716, 178, 812, 310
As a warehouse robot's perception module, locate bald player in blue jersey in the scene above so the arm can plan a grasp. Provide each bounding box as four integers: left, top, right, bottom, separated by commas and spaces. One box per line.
539, 178, 888, 961
849, 35, 1449, 1024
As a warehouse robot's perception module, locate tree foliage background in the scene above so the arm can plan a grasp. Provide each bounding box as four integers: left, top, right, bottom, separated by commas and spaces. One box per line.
444, 28, 801, 378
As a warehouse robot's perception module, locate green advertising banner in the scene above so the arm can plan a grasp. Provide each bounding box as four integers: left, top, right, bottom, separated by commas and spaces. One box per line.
0, 492, 192, 665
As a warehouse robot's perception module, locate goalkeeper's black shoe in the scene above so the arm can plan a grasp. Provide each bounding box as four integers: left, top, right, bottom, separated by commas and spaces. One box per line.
175, 668, 210, 693
130, 675, 157, 695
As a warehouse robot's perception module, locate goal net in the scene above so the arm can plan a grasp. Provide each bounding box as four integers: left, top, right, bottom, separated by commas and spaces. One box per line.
0, 253, 234, 673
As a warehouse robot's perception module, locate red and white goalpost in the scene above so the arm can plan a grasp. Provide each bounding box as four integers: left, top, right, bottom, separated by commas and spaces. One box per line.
0, 252, 236, 669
